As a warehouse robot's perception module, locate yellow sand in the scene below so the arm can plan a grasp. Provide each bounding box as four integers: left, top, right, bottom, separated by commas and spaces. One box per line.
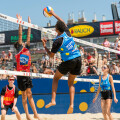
1, 113, 120, 120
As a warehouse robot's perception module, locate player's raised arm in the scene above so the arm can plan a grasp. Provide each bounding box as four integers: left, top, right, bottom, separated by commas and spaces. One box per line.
16, 14, 22, 45
49, 10, 67, 27
26, 16, 31, 46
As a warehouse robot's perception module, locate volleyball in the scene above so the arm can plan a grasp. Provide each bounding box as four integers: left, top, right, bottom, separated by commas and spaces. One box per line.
43, 6, 53, 17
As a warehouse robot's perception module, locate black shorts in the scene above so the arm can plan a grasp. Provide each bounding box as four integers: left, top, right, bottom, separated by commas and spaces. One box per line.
57, 56, 82, 75
117, 55, 120, 59
17, 76, 33, 91
101, 90, 112, 100
1, 103, 14, 112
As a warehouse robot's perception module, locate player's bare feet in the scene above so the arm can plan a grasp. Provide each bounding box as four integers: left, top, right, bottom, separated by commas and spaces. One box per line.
45, 102, 56, 108
67, 106, 73, 114
26, 115, 32, 120
34, 114, 41, 120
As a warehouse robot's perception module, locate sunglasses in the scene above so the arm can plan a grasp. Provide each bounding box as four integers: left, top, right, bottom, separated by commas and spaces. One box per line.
9, 78, 15, 81
102, 66, 107, 69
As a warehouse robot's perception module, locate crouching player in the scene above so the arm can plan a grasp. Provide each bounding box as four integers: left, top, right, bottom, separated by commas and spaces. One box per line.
1, 76, 21, 120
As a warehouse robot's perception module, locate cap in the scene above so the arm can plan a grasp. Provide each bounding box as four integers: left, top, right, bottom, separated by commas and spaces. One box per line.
103, 55, 107, 58
112, 62, 116, 65
8, 75, 16, 80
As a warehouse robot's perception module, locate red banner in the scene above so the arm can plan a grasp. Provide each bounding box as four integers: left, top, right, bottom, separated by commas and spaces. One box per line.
100, 22, 114, 36
115, 21, 120, 34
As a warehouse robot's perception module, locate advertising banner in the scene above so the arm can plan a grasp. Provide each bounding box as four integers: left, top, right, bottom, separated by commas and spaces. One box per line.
115, 20, 120, 34
0, 28, 41, 45
68, 20, 120, 38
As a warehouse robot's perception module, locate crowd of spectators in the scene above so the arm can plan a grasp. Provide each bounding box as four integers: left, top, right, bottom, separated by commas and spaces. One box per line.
0, 50, 13, 65
1, 35, 120, 79
79, 34, 120, 76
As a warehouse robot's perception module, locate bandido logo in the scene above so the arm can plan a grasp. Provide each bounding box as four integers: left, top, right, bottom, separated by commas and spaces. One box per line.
69, 25, 94, 37
20, 54, 29, 65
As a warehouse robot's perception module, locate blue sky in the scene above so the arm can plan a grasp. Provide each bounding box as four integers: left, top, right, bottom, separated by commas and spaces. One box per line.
0, 0, 120, 27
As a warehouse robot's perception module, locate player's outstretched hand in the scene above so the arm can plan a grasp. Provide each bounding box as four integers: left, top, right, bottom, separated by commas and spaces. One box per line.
49, 9, 54, 15
16, 14, 22, 21
28, 16, 31, 23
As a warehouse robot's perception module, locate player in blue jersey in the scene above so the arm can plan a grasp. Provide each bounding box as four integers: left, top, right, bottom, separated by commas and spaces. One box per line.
42, 10, 82, 114
93, 64, 118, 120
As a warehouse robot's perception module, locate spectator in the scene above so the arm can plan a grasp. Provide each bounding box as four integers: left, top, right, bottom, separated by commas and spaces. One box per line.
118, 33, 120, 40
1, 66, 7, 79
114, 38, 119, 49
43, 66, 54, 75
31, 63, 38, 73
102, 55, 108, 65
116, 41, 120, 63
79, 45, 84, 56
84, 50, 88, 59
87, 52, 93, 64
41, 54, 45, 64
116, 63, 120, 73
1, 51, 8, 64
103, 38, 111, 60
110, 62, 119, 74
45, 54, 49, 67
86, 63, 98, 75
8, 50, 13, 61
49, 58, 54, 68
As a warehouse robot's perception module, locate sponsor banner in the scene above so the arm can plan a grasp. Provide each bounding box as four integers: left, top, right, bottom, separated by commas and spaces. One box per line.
68, 22, 100, 38
68, 20, 120, 38
69, 25, 94, 37
115, 21, 120, 34
0, 29, 41, 45
100, 21, 114, 36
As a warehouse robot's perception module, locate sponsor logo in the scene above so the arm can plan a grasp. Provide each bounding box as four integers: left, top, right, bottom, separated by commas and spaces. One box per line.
66, 40, 74, 50
100, 22, 113, 35
4, 97, 14, 101
20, 54, 29, 65
11, 32, 33, 43
0, 14, 7, 19
69, 25, 94, 37
115, 21, 120, 34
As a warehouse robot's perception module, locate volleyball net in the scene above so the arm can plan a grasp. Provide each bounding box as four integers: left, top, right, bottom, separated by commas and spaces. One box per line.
0, 12, 120, 84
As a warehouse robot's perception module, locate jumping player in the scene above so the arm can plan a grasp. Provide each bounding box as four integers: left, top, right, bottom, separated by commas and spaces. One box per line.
42, 10, 81, 114
14, 14, 40, 120
1, 76, 21, 120
93, 64, 118, 120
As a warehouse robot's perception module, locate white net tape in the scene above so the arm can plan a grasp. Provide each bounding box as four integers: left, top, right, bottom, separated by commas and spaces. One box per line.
0, 69, 120, 83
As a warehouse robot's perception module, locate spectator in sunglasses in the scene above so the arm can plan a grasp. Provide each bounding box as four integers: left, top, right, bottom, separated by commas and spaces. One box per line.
86, 63, 98, 75
110, 62, 119, 75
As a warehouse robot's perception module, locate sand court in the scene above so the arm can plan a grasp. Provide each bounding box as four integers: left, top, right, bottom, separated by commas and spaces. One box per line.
1, 113, 120, 120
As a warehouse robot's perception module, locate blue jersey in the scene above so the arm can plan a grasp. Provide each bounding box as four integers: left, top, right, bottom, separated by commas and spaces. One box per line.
54, 32, 81, 62
100, 74, 111, 91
